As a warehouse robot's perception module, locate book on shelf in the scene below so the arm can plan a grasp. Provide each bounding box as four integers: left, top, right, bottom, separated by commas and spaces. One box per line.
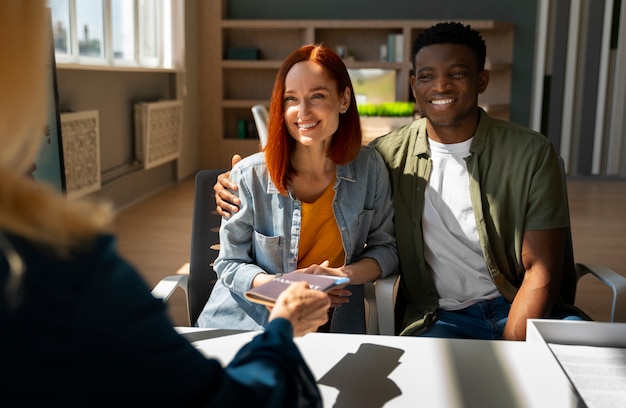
244, 271, 350, 306
387, 33, 403, 63
394, 33, 403, 62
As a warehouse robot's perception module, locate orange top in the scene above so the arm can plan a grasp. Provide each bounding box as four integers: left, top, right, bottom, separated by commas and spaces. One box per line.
297, 179, 345, 269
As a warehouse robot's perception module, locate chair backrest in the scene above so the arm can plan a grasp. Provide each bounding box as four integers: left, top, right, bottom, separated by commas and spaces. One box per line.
557, 157, 625, 321
187, 169, 225, 325
558, 157, 578, 305
251, 104, 269, 148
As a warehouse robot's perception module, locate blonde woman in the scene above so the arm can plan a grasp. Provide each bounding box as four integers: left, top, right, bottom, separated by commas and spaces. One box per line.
0, 2, 329, 406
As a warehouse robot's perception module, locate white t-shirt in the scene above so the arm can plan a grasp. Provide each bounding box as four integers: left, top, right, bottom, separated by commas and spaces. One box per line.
424, 138, 499, 310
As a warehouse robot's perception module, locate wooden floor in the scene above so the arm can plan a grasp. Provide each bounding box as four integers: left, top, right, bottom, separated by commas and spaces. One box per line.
114, 176, 626, 327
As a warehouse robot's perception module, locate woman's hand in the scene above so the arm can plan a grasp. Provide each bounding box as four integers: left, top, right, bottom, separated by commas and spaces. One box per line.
268, 281, 331, 337
295, 261, 351, 308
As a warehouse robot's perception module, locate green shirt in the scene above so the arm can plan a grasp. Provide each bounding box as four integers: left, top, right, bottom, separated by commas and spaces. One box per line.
371, 109, 570, 335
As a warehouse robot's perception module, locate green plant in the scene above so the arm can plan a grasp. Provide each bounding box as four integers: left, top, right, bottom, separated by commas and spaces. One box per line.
357, 101, 415, 117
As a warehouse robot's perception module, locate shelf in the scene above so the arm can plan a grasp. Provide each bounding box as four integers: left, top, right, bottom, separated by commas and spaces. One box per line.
222, 19, 513, 31
222, 60, 283, 69
222, 100, 270, 109
344, 61, 406, 69
486, 62, 512, 73
480, 103, 510, 120
199, 1, 514, 168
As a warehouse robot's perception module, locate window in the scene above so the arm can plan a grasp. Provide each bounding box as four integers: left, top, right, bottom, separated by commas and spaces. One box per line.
48, 0, 182, 70
76, 0, 104, 59
50, 0, 71, 56
111, 0, 135, 62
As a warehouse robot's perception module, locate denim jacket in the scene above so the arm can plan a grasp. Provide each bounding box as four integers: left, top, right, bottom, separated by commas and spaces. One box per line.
197, 145, 398, 332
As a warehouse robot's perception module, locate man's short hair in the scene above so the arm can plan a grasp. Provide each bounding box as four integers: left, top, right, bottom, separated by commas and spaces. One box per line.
411, 22, 487, 70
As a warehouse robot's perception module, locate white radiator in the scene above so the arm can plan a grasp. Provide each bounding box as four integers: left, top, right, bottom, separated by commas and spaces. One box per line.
134, 100, 183, 170
60, 110, 101, 199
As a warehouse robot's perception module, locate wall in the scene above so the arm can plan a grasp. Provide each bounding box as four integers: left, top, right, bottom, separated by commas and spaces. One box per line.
55, 68, 178, 209
226, 0, 539, 127
177, 0, 200, 180
543, 0, 626, 178
54, 0, 200, 210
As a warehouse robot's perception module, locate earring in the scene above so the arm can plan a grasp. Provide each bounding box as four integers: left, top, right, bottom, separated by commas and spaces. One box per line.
340, 109, 347, 114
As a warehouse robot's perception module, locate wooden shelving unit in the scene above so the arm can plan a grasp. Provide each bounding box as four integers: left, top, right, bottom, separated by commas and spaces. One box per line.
199, 1, 514, 168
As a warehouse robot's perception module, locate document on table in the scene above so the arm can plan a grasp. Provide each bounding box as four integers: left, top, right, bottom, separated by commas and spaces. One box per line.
548, 343, 626, 407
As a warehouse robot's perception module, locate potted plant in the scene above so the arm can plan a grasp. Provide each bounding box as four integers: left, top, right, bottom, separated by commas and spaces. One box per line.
358, 102, 417, 144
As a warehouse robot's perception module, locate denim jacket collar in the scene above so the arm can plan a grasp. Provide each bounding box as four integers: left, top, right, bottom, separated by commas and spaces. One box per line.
277, 159, 357, 200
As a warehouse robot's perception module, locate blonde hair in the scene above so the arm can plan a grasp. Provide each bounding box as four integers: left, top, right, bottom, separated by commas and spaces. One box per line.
0, 1, 112, 256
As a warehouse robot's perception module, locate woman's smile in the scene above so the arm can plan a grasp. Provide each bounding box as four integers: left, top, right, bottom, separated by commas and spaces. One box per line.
297, 121, 320, 131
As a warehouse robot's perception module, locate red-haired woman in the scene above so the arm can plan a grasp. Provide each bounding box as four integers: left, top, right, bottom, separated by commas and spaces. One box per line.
198, 45, 397, 333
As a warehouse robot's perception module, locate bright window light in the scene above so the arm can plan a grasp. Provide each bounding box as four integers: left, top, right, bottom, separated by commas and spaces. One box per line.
76, 0, 104, 59
47, 0, 182, 71
111, 0, 135, 62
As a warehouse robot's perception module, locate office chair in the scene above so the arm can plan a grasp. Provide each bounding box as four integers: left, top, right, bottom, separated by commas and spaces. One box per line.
251, 104, 269, 148
151, 166, 381, 333
151, 169, 225, 326
370, 159, 626, 335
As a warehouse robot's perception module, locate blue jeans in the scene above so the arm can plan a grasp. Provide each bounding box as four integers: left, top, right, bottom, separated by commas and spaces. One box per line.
331, 284, 366, 334
420, 296, 583, 340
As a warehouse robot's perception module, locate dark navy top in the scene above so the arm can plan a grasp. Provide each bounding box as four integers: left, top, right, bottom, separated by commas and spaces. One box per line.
0, 233, 320, 407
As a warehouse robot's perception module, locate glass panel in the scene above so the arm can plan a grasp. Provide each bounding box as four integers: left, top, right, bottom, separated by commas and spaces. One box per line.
111, 0, 135, 61
138, 0, 159, 65
48, 0, 71, 55
162, 0, 173, 68
349, 69, 397, 105
76, 0, 104, 58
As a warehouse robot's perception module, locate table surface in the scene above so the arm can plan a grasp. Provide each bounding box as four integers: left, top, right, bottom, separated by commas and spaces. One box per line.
178, 328, 582, 408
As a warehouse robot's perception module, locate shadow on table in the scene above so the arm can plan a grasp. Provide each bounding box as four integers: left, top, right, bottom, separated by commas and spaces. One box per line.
181, 329, 249, 343
317, 343, 404, 407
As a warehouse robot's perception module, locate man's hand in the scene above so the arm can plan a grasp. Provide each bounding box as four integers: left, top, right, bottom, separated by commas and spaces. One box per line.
214, 154, 242, 218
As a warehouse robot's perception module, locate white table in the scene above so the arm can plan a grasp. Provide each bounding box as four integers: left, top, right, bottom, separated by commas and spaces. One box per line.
179, 329, 582, 407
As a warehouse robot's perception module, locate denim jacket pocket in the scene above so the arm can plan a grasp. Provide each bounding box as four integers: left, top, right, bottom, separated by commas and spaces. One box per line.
252, 229, 284, 274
